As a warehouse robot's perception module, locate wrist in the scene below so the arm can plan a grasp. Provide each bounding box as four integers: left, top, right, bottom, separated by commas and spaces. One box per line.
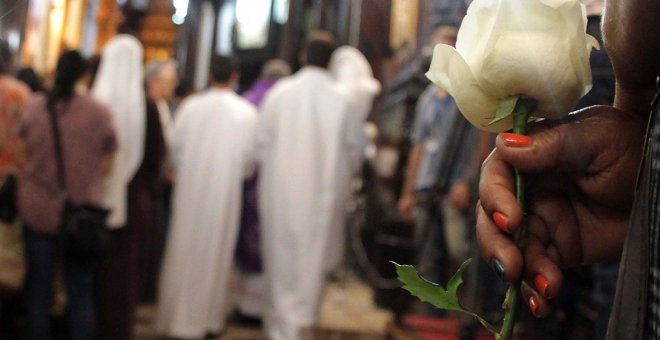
614, 82, 657, 119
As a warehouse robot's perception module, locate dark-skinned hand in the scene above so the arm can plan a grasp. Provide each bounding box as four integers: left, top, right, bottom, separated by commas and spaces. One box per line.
476, 105, 646, 317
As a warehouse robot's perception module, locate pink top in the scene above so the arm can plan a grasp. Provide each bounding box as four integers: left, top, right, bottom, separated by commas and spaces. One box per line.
18, 94, 117, 234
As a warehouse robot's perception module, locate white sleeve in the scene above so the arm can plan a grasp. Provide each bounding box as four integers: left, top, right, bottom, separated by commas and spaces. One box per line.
343, 102, 366, 174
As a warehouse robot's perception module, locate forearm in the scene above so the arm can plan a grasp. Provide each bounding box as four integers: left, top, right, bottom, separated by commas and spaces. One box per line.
605, 0, 660, 117
401, 144, 423, 197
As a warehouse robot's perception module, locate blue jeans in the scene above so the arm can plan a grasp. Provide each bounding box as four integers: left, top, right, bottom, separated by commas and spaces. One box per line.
24, 227, 98, 340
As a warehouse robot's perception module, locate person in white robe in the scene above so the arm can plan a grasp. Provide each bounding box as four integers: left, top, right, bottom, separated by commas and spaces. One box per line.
156, 55, 258, 339
325, 45, 381, 273
91, 35, 146, 229
257, 31, 362, 340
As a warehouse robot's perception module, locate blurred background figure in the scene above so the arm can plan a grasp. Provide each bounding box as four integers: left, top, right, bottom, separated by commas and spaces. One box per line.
396, 24, 461, 289
91, 34, 146, 340
242, 59, 291, 107
0, 38, 30, 340
156, 55, 258, 339
234, 58, 291, 322
257, 31, 362, 340
16, 67, 44, 93
17, 50, 116, 340
326, 45, 381, 274
144, 59, 178, 149
0, 39, 30, 181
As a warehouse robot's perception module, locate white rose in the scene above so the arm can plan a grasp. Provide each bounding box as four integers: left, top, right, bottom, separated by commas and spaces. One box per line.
426, 0, 599, 132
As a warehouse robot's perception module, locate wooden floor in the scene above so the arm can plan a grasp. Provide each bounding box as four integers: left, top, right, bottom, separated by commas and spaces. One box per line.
134, 276, 394, 339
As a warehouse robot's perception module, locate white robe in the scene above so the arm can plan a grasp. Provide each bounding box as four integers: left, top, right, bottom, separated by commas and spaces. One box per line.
327, 46, 381, 273
91, 35, 146, 228
156, 88, 258, 338
257, 67, 361, 340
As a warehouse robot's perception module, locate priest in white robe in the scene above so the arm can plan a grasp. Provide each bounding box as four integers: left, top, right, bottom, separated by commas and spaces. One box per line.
156, 55, 258, 338
257, 31, 362, 340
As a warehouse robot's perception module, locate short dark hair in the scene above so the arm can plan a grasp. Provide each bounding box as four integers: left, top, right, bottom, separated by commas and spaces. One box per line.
47, 50, 88, 111
304, 31, 337, 68
210, 55, 238, 83
17, 67, 45, 92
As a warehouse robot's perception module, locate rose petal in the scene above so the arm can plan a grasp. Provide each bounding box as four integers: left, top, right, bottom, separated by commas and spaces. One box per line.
426, 44, 508, 132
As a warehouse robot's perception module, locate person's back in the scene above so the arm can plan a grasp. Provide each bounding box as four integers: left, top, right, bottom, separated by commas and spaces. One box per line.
260, 66, 348, 199
258, 31, 357, 340
156, 55, 258, 339
19, 94, 115, 232
171, 89, 256, 192
18, 50, 116, 340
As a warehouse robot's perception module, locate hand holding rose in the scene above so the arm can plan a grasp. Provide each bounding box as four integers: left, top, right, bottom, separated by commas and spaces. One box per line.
477, 106, 645, 316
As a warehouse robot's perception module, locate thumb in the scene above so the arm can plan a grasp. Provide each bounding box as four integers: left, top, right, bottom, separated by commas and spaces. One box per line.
495, 106, 642, 175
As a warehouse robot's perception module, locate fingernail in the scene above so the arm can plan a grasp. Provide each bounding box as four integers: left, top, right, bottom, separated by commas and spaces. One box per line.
491, 258, 505, 281
492, 211, 510, 233
500, 132, 532, 147
534, 274, 550, 298
529, 296, 539, 316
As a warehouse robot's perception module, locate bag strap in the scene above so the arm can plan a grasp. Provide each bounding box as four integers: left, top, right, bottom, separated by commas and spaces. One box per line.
47, 104, 67, 196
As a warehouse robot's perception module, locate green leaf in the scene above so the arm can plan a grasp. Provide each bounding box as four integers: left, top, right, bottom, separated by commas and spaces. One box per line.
393, 258, 473, 313
486, 96, 518, 126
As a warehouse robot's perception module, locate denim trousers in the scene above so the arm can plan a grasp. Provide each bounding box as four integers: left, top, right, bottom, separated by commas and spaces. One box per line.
24, 227, 97, 340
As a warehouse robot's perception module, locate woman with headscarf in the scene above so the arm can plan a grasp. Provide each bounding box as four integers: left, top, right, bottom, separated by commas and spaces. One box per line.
18, 50, 117, 340
91, 34, 146, 340
326, 46, 381, 272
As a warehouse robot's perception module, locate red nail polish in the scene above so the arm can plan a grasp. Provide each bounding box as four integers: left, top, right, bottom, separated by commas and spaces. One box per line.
534, 274, 550, 298
500, 132, 532, 147
492, 211, 510, 233
529, 296, 539, 316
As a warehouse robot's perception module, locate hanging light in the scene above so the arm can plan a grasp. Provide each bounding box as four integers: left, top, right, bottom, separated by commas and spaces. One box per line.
172, 0, 189, 25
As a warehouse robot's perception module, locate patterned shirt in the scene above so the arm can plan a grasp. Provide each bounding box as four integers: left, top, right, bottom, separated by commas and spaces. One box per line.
0, 75, 30, 174
17, 94, 117, 234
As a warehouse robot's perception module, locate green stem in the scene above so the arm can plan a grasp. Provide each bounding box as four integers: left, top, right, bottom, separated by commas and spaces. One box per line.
497, 97, 537, 340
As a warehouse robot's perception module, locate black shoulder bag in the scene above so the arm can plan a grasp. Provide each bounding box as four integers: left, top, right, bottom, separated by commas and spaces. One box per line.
0, 174, 17, 223
48, 105, 110, 258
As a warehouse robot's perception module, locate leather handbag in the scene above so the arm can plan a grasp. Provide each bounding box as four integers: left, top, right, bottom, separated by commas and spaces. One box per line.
48, 106, 110, 258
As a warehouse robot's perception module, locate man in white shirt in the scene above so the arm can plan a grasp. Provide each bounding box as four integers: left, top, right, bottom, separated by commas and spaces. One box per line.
156, 55, 258, 338
257, 31, 362, 340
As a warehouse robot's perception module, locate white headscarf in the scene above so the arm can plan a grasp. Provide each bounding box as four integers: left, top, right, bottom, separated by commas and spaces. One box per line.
328, 46, 381, 121
92, 34, 146, 228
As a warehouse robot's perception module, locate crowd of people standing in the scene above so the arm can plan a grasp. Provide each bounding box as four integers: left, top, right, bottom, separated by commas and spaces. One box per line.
0, 29, 380, 340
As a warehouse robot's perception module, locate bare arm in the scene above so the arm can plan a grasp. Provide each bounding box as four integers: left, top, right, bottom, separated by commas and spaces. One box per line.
604, 0, 660, 117
397, 144, 423, 221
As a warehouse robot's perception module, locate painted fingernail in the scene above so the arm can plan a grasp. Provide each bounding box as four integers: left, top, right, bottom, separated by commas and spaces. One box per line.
491, 258, 505, 281
534, 274, 550, 298
492, 211, 510, 233
500, 132, 532, 147
529, 296, 539, 316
